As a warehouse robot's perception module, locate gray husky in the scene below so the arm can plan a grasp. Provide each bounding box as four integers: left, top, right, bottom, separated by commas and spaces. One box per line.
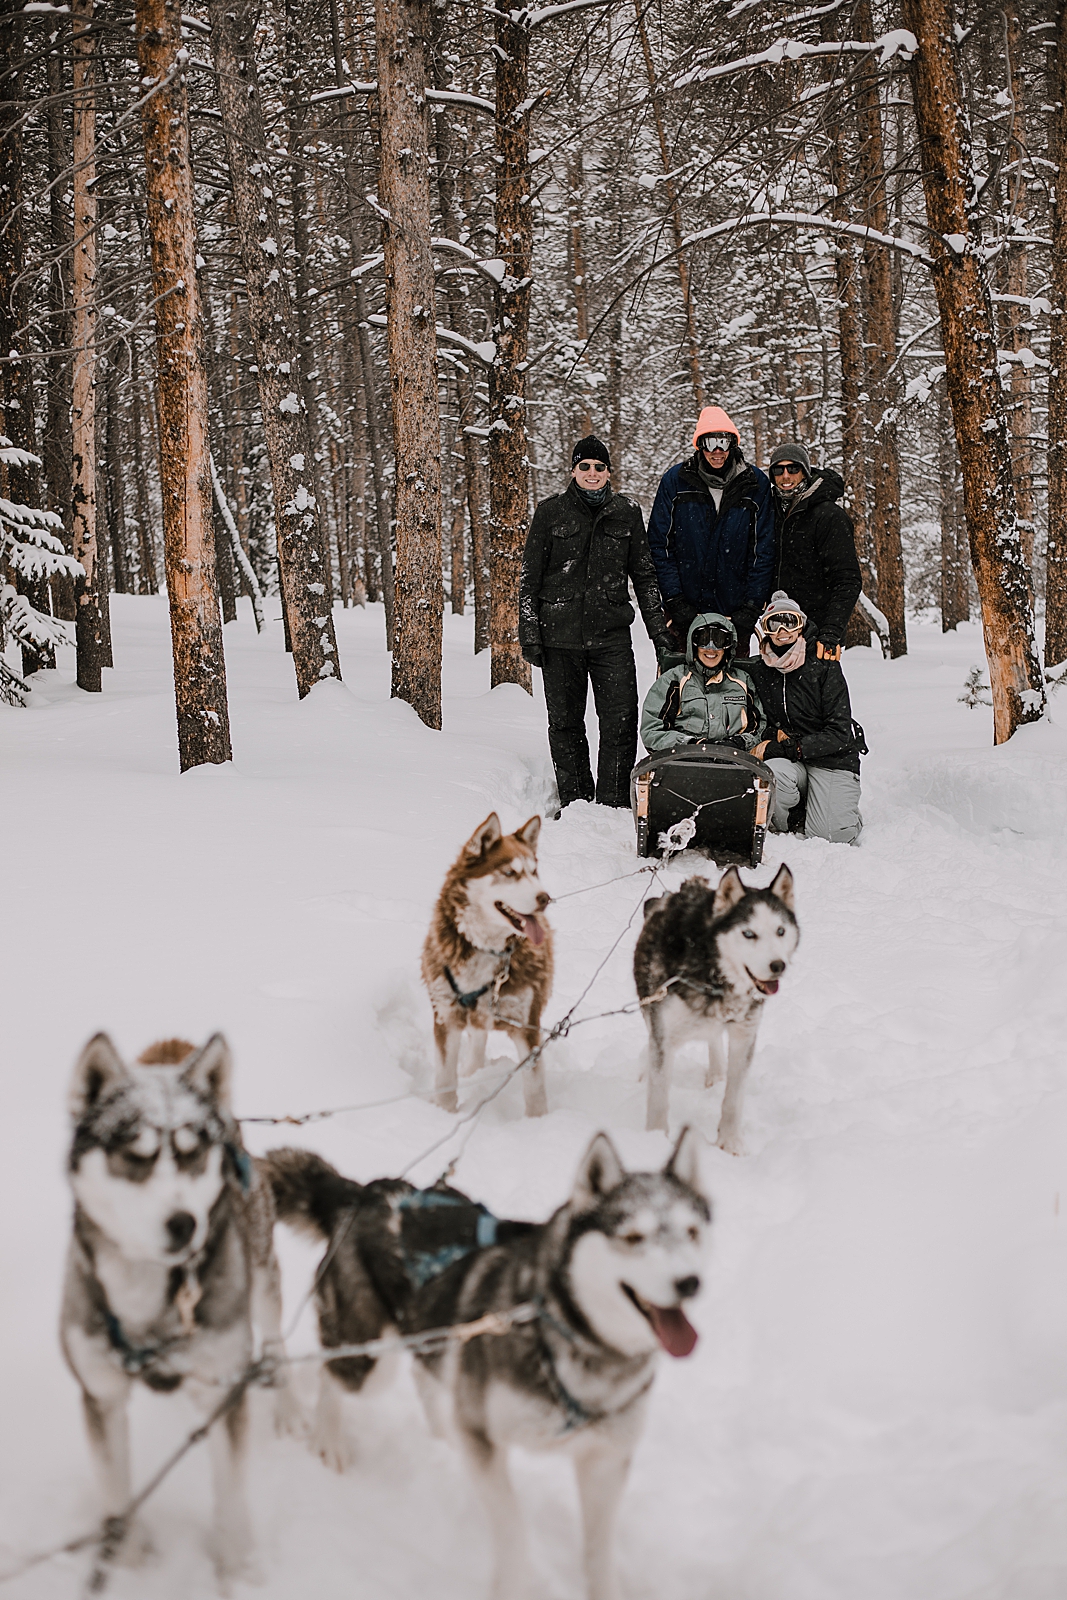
634, 865, 798, 1150
60, 1033, 294, 1583
264, 1128, 709, 1600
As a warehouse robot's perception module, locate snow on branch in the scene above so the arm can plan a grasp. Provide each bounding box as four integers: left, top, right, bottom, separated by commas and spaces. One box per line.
678, 210, 933, 265
210, 454, 264, 633
430, 237, 507, 288
674, 30, 917, 89
308, 83, 494, 115
367, 313, 496, 367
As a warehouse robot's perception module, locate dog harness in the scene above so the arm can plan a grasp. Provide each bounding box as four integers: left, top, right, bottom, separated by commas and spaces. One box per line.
396, 1187, 504, 1288
534, 1296, 655, 1436
443, 944, 514, 1011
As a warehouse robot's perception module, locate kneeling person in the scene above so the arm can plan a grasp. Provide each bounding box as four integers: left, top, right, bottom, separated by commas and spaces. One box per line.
641, 613, 765, 753
748, 592, 862, 844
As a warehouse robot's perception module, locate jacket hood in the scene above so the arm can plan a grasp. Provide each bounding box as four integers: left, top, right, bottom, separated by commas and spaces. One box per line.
686, 610, 737, 666
691, 406, 740, 448
778, 466, 844, 512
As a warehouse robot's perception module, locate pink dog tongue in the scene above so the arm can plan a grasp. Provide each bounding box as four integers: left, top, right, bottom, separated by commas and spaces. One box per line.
521, 914, 544, 946
647, 1304, 698, 1358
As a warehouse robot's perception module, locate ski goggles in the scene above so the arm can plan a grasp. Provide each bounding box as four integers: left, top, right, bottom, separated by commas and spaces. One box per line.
759, 609, 805, 636
691, 622, 733, 650
698, 433, 733, 453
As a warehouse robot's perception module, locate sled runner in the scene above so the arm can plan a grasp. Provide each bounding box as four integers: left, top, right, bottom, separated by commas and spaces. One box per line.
630, 746, 775, 867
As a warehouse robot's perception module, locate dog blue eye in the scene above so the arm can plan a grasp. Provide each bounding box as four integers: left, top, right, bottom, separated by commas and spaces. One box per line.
776, 927, 785, 937
742, 929, 757, 940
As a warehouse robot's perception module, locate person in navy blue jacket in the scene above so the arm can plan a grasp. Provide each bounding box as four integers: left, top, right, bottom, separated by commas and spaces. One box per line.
647, 404, 774, 657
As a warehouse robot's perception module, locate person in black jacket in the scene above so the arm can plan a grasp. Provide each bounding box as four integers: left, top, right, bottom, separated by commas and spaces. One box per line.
747, 591, 863, 844
519, 435, 670, 810
767, 442, 862, 659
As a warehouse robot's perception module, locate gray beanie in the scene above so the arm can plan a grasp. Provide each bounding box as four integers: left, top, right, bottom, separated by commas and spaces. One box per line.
768, 441, 812, 476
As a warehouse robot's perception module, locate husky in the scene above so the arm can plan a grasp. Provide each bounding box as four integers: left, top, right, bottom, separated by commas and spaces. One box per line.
422, 812, 553, 1116
60, 1033, 294, 1583
263, 1128, 709, 1600
634, 865, 798, 1152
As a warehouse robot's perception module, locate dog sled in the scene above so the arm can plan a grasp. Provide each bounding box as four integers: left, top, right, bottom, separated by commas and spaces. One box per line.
630, 746, 775, 867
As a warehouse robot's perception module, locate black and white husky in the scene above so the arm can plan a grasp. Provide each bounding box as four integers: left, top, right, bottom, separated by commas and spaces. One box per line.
60, 1033, 293, 1583
264, 1128, 709, 1600
634, 866, 798, 1151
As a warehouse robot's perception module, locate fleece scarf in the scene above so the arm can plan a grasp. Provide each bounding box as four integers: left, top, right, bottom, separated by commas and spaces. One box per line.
760, 635, 807, 674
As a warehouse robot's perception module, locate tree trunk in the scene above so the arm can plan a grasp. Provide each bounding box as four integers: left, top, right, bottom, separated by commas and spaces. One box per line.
103, 346, 130, 595
374, 0, 443, 726
855, 0, 906, 658
331, 0, 396, 648
44, 29, 76, 622
938, 377, 968, 630
71, 0, 106, 691
488, 12, 533, 692
136, 0, 232, 768
208, 0, 341, 696
1047, 0, 1067, 667
903, 0, 1044, 739
997, 2, 1035, 564
130, 340, 158, 593
633, 0, 703, 411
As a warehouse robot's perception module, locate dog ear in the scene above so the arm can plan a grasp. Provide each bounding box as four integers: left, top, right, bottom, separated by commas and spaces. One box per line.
571, 1132, 626, 1208
713, 866, 747, 918
664, 1125, 705, 1196
70, 1033, 129, 1121
179, 1033, 233, 1110
463, 812, 502, 861
516, 815, 541, 849
768, 864, 795, 911
641, 896, 662, 921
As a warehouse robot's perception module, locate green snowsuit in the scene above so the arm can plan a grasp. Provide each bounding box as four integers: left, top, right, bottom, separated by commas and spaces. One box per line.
640, 611, 766, 754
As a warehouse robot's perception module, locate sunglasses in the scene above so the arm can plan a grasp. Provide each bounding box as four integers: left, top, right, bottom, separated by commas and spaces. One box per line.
692, 623, 732, 650
699, 434, 733, 453
575, 460, 609, 474
770, 462, 804, 477
762, 611, 804, 634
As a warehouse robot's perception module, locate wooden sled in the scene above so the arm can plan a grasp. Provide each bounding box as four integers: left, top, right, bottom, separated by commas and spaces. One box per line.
630, 746, 775, 868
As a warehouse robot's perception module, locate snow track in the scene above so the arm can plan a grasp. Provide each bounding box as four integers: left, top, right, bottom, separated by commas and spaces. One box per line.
1, 599, 1064, 1598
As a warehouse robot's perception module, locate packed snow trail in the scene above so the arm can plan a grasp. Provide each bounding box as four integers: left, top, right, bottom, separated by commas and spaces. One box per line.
1, 599, 1064, 1599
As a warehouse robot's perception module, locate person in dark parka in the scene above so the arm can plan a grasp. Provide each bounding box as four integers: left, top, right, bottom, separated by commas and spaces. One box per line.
747, 591, 863, 844
767, 442, 862, 658
520, 435, 670, 810
647, 405, 774, 656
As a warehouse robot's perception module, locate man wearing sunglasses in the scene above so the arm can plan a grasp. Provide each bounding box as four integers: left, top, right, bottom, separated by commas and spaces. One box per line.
519, 434, 671, 810
766, 442, 861, 661
647, 404, 774, 659
640, 611, 765, 755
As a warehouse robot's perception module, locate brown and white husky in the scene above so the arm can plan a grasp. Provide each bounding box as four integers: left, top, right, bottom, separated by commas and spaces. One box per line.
421, 812, 554, 1116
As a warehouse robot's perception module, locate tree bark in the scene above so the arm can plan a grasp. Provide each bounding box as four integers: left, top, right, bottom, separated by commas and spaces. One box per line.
488, 12, 533, 692
903, 0, 1044, 739
1045, 0, 1067, 667
997, 2, 1035, 563
136, 0, 232, 768
208, 0, 341, 696
633, 0, 703, 412
71, 0, 106, 691
44, 29, 76, 622
855, 0, 906, 658
938, 376, 968, 629
374, 0, 443, 726
331, 0, 396, 647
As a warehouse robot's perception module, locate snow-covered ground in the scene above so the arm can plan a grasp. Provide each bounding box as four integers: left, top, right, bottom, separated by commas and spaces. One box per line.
2, 598, 1065, 1599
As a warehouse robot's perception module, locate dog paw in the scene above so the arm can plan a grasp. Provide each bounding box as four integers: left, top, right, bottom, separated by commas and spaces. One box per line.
312, 1427, 354, 1474
208, 1529, 259, 1592
112, 1521, 155, 1568
271, 1385, 306, 1440
716, 1132, 745, 1158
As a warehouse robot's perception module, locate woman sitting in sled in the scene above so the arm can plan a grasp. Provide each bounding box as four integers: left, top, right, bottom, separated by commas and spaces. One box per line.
746, 591, 864, 845
640, 611, 766, 754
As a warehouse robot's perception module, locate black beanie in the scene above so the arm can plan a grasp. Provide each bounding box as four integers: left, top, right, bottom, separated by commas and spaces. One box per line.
572, 435, 611, 471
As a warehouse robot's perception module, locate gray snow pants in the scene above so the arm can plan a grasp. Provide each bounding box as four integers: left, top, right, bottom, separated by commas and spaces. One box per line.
764, 757, 862, 845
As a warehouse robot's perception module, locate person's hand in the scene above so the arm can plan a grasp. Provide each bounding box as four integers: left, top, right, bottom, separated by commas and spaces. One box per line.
521, 645, 544, 668
816, 637, 842, 661
751, 740, 770, 760
775, 735, 801, 761
663, 597, 697, 650
652, 632, 674, 673
731, 606, 758, 652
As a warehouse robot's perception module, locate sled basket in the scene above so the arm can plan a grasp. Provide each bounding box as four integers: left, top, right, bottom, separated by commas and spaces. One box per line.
630, 746, 776, 868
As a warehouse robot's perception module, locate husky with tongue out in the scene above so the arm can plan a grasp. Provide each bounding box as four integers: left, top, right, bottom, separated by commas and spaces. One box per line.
403, 1127, 708, 1600
422, 812, 554, 1117
635, 864, 798, 1152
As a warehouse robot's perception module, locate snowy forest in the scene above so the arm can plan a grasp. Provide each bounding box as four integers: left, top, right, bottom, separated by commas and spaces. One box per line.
1, 0, 1065, 752
2, 3, 1067, 1600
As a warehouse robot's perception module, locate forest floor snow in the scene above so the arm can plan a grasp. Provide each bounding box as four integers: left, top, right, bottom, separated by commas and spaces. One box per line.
1, 598, 1065, 1599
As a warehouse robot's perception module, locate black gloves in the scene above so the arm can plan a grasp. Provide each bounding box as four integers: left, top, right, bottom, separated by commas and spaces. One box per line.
521, 645, 544, 668
731, 606, 758, 653
774, 735, 801, 762
652, 632, 674, 674
663, 597, 698, 653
